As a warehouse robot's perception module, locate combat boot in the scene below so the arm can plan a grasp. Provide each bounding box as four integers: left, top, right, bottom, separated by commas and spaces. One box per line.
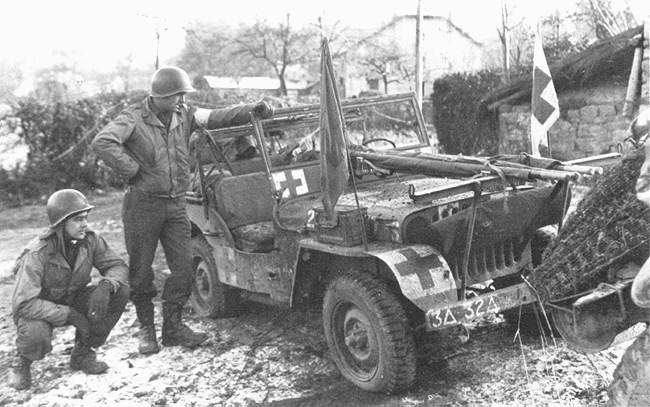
70, 343, 108, 374
138, 325, 160, 354
8, 354, 31, 390
135, 302, 160, 354
161, 303, 208, 349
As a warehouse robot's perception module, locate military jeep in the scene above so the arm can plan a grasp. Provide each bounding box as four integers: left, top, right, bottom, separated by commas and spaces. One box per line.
185, 93, 587, 393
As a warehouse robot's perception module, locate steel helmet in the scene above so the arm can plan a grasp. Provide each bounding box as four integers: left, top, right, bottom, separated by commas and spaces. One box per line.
46, 189, 94, 227
151, 66, 196, 98
630, 108, 649, 141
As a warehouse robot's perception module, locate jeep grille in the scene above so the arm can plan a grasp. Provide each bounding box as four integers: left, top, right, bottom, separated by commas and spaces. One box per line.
448, 237, 524, 283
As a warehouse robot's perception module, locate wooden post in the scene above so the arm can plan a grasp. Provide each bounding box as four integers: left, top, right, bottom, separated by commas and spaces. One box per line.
623, 37, 643, 118
500, 2, 511, 83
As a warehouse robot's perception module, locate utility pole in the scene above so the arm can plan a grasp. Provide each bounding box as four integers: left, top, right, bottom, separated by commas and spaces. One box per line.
138, 13, 167, 70
414, 0, 424, 109
155, 24, 160, 70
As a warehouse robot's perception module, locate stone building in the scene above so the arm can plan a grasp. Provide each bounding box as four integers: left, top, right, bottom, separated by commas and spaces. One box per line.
481, 24, 648, 161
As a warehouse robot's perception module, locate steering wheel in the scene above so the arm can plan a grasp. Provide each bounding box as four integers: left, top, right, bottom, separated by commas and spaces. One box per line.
358, 138, 396, 178
362, 137, 396, 149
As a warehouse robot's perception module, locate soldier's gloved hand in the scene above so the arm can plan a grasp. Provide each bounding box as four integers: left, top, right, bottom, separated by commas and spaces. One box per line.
87, 280, 112, 323
253, 100, 274, 119
66, 308, 90, 341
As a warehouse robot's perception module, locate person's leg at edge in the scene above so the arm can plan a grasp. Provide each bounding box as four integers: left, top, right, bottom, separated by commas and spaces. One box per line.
10, 319, 53, 390
159, 198, 208, 348
123, 190, 164, 354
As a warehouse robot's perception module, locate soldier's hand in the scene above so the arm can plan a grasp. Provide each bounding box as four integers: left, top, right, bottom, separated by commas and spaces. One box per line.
66, 308, 90, 341
253, 100, 274, 119
87, 280, 112, 323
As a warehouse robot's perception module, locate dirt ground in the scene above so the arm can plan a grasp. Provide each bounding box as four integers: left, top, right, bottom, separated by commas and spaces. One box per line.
0, 190, 643, 406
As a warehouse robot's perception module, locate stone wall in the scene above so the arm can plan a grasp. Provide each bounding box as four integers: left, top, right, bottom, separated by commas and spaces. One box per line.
498, 22, 649, 161
498, 85, 630, 160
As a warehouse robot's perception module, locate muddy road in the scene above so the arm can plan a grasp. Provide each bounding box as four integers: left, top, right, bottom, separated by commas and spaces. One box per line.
0, 191, 639, 406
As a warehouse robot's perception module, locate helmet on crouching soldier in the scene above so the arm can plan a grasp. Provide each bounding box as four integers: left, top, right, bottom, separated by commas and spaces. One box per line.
46, 189, 94, 227
151, 66, 196, 98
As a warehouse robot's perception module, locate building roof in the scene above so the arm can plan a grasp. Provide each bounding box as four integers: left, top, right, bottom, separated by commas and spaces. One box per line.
481, 25, 644, 111
358, 14, 483, 48
202, 76, 305, 91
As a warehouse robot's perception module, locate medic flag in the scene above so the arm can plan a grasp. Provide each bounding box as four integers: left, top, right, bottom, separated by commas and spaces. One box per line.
531, 29, 560, 157
319, 37, 349, 220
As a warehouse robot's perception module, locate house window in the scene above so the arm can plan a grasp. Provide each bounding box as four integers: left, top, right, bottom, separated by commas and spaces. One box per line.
367, 78, 379, 91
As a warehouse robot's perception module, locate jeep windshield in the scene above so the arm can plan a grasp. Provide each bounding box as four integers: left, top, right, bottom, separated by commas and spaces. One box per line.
199, 93, 431, 175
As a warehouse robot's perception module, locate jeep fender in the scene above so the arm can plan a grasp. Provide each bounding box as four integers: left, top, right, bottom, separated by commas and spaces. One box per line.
292, 239, 457, 311
186, 200, 235, 246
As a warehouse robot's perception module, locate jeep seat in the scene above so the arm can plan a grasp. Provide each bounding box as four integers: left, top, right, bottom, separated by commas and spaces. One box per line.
211, 172, 275, 228
231, 221, 275, 252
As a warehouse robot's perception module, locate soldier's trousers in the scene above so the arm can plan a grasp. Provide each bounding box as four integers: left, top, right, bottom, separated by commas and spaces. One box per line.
15, 284, 129, 361
122, 189, 193, 309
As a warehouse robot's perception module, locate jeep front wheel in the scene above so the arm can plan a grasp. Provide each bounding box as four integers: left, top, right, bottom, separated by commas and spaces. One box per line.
322, 271, 416, 393
189, 236, 241, 318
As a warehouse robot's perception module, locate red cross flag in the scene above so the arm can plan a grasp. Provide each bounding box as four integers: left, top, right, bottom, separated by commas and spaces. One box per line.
319, 37, 349, 220
531, 29, 560, 157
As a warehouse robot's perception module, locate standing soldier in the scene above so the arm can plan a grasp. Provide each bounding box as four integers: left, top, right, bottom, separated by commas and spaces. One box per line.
92, 66, 273, 354
9, 189, 129, 390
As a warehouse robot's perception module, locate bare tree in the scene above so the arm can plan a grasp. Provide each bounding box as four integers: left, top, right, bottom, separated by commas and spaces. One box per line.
232, 14, 318, 95
578, 0, 638, 39
115, 55, 134, 94
178, 22, 263, 79
358, 39, 413, 93
496, 2, 512, 84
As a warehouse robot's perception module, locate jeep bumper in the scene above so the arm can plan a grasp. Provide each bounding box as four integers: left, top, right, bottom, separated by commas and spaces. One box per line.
424, 283, 536, 330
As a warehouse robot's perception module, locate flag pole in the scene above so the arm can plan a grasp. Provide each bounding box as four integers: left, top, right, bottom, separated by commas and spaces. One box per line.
344, 131, 369, 251
331, 51, 369, 251
320, 37, 369, 250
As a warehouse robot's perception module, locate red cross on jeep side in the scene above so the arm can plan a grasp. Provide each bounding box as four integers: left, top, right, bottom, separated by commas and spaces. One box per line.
273, 170, 305, 197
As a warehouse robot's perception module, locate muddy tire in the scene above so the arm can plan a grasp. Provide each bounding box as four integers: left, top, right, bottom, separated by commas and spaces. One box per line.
322, 271, 416, 393
189, 236, 241, 318
607, 326, 650, 406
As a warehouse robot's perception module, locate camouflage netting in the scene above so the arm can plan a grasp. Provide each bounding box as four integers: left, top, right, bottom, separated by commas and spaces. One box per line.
529, 147, 650, 302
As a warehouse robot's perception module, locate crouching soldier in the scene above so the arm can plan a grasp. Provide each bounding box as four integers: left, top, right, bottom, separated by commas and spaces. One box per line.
9, 189, 130, 390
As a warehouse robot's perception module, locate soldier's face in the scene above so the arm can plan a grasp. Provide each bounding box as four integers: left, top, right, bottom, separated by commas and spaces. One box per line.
64, 212, 89, 241
154, 93, 186, 113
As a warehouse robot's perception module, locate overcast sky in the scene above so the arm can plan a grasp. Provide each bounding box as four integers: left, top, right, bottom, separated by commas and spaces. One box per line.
1, 0, 647, 73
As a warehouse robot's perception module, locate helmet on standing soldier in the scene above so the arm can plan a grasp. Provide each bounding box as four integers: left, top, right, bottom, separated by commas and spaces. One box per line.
46, 189, 94, 227
150, 66, 196, 98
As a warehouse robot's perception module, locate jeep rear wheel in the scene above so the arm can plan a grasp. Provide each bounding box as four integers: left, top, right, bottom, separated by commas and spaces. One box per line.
323, 271, 416, 393
189, 236, 241, 318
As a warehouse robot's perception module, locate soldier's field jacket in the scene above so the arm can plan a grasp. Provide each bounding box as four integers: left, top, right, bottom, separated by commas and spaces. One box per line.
92, 97, 257, 198
12, 229, 128, 326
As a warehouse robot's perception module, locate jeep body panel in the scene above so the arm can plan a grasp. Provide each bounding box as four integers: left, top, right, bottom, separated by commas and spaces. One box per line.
186, 92, 566, 331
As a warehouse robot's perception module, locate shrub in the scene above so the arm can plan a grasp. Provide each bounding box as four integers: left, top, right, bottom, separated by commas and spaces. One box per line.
0, 91, 145, 206
432, 70, 502, 155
